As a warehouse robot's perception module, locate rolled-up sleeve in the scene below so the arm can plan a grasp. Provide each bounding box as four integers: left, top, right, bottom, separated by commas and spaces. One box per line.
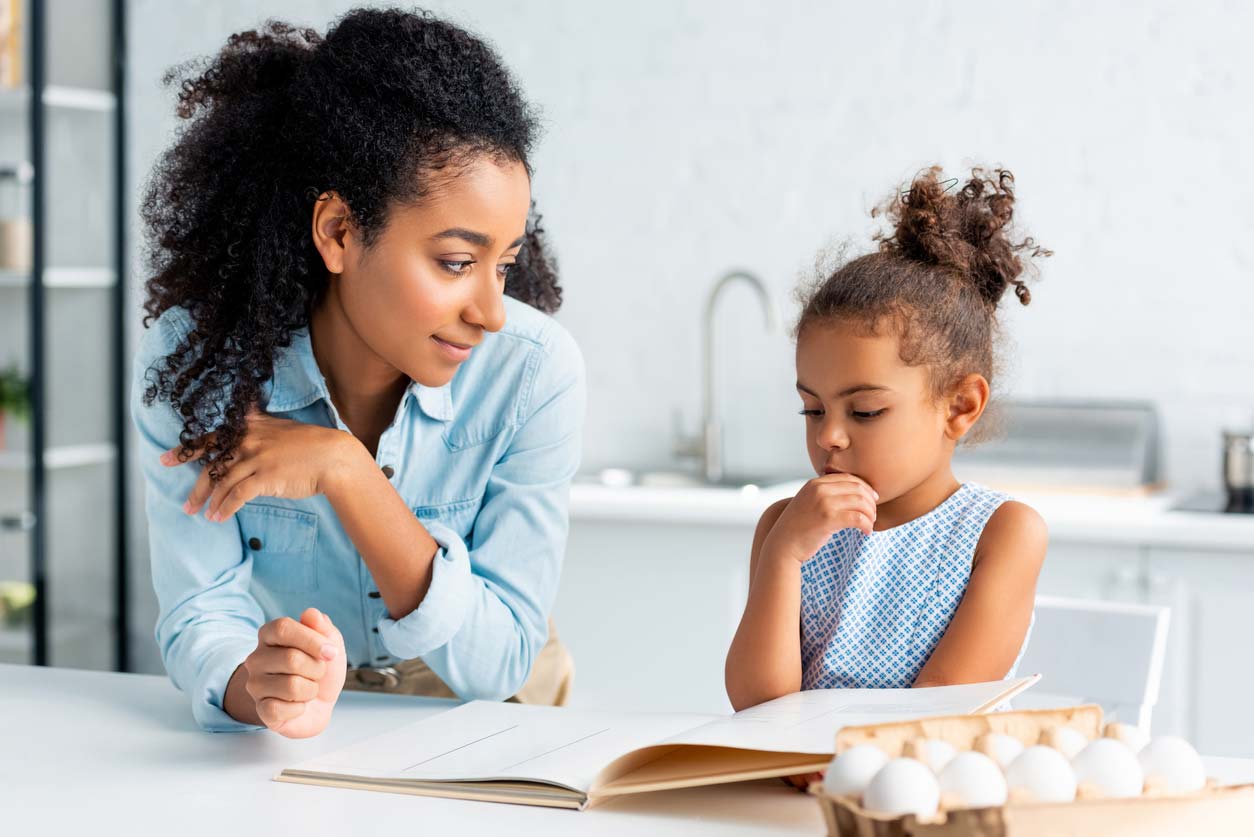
131, 310, 265, 732
376, 325, 586, 700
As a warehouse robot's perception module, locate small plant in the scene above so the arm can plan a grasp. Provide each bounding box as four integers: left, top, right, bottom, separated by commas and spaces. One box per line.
0, 365, 30, 448
0, 364, 29, 421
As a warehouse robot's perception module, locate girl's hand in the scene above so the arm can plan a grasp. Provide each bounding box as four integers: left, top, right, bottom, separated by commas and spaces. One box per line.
242, 608, 346, 739
783, 771, 824, 792
761, 473, 878, 565
161, 410, 365, 522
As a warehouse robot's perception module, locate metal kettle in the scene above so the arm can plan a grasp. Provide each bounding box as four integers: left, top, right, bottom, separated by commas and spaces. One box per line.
1223, 430, 1254, 513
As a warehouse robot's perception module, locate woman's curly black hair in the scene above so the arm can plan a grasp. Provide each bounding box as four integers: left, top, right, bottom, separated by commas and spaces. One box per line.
141, 8, 561, 479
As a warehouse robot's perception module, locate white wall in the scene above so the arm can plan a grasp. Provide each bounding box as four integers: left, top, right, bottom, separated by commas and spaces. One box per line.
125, 0, 1254, 669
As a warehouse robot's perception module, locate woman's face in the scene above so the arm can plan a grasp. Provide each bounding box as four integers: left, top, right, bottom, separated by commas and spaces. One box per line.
794, 320, 955, 503
330, 155, 532, 388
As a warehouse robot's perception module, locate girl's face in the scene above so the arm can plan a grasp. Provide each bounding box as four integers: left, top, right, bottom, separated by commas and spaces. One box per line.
328, 155, 532, 388
794, 320, 958, 503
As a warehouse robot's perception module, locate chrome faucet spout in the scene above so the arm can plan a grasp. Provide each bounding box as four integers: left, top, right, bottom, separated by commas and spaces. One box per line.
699, 270, 779, 484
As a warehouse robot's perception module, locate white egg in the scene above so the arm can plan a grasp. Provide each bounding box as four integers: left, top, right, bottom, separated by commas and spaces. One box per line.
1138, 736, 1206, 794
1040, 725, 1089, 759
905, 738, 958, 773
862, 758, 941, 818
1006, 745, 1078, 803
976, 732, 1025, 768
1071, 739, 1144, 798
1104, 722, 1150, 753
823, 744, 890, 797
937, 751, 1008, 808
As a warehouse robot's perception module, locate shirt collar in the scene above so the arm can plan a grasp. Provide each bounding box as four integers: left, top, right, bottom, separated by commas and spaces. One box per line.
266, 327, 456, 423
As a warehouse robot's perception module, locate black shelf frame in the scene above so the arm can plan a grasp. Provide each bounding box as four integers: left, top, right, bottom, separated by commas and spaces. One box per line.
24, 0, 129, 671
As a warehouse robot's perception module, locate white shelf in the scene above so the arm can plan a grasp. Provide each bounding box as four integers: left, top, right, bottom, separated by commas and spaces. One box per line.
0, 267, 117, 289
0, 625, 29, 660
0, 85, 116, 113
0, 443, 117, 471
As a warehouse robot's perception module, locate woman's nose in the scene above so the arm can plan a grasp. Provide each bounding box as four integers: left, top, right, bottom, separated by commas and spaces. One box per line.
464, 271, 506, 333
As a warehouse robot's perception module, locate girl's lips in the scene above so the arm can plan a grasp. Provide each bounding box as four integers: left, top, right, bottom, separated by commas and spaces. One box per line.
432, 335, 474, 362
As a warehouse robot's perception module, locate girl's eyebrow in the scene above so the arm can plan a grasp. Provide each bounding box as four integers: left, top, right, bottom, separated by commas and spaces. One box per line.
431, 228, 527, 249
796, 381, 891, 398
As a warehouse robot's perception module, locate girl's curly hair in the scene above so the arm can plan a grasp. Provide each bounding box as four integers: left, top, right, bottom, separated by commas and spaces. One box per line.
141, 8, 560, 479
797, 167, 1050, 406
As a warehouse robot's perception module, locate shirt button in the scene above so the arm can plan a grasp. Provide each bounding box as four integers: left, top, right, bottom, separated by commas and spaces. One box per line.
381, 465, 395, 479
248, 537, 263, 550
372, 626, 379, 633
368, 591, 382, 599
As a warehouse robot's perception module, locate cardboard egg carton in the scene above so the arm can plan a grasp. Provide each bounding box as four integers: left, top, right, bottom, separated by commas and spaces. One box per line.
811, 705, 1254, 836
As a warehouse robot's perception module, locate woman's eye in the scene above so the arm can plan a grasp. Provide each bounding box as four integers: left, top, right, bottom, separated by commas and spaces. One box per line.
439, 260, 475, 276
852, 408, 887, 420
798, 408, 823, 418
496, 262, 516, 279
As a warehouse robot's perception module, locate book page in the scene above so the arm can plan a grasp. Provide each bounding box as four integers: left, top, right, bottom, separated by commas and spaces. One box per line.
282, 701, 716, 793
660, 677, 1039, 755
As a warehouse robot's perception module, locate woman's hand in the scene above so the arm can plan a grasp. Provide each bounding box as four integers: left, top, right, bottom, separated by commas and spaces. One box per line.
161, 410, 366, 522
231, 608, 347, 738
760, 473, 878, 566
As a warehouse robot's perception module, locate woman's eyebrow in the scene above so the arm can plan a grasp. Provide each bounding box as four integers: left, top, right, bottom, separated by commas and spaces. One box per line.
431, 227, 491, 247
430, 228, 527, 249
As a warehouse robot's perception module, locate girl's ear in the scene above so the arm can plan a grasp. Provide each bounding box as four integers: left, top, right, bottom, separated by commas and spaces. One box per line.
944, 373, 990, 442
311, 192, 355, 275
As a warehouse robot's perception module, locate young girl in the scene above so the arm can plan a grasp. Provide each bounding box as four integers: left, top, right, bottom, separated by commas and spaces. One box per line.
725, 168, 1049, 767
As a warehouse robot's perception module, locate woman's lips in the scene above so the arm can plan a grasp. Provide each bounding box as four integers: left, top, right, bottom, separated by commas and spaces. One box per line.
432, 335, 474, 363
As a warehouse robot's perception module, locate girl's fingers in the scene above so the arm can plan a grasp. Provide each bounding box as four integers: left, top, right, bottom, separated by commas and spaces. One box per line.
209, 474, 260, 522
301, 608, 345, 650
247, 671, 320, 703
256, 696, 306, 728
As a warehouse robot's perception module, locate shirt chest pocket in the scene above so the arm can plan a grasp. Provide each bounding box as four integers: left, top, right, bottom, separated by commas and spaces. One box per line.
238, 503, 319, 594
412, 495, 482, 545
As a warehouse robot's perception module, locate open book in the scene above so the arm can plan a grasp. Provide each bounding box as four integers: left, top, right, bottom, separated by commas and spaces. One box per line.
276, 676, 1038, 810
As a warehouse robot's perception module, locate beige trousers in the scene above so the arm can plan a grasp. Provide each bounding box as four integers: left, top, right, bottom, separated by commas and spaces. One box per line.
342, 620, 574, 706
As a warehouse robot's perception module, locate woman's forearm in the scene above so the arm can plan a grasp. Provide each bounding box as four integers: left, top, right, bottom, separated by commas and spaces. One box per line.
725, 552, 804, 710
322, 441, 440, 621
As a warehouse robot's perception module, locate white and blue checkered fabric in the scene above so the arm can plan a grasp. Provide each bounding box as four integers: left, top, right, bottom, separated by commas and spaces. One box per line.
800, 483, 1028, 690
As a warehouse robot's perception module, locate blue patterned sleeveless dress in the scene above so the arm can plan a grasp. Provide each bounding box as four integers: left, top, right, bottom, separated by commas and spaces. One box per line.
800, 483, 1032, 690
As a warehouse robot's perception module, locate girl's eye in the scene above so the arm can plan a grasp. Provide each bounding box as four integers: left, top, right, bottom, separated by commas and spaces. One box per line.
852, 408, 887, 420
798, 409, 823, 418
496, 262, 516, 279
439, 260, 475, 276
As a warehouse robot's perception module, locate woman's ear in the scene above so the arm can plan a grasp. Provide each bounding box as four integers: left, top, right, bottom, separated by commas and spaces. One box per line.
944, 373, 990, 442
311, 192, 354, 275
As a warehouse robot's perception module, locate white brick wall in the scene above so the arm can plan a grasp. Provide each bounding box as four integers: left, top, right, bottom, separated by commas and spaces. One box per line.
129, 0, 1254, 495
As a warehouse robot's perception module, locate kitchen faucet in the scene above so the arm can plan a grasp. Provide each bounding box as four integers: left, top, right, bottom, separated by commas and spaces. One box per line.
676, 270, 780, 484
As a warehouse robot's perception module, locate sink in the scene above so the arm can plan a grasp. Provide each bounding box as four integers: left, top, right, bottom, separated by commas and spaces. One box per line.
579, 468, 807, 493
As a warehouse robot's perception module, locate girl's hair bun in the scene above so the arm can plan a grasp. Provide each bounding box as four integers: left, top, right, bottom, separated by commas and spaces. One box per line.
875, 167, 1050, 307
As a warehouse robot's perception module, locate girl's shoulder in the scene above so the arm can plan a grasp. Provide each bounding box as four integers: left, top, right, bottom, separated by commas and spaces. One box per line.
972, 496, 1049, 570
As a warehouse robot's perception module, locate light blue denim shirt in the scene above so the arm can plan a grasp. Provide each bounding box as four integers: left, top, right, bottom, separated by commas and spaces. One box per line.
131, 296, 585, 732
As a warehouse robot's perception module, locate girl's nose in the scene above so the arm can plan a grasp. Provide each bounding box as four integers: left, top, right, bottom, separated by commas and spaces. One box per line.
816, 418, 850, 452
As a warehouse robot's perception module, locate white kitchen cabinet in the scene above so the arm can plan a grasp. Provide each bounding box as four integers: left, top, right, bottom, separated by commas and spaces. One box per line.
555, 519, 754, 716
1145, 548, 1254, 758
1035, 542, 1146, 604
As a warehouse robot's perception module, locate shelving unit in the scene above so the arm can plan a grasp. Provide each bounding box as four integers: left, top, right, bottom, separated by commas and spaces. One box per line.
0, 0, 127, 671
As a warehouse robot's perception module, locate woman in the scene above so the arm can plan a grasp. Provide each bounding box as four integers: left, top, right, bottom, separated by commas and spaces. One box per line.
133, 9, 584, 738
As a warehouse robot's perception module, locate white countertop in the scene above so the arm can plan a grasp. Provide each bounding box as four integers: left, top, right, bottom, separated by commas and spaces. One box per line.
570, 480, 1254, 551
4, 663, 1253, 836
0, 664, 822, 836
